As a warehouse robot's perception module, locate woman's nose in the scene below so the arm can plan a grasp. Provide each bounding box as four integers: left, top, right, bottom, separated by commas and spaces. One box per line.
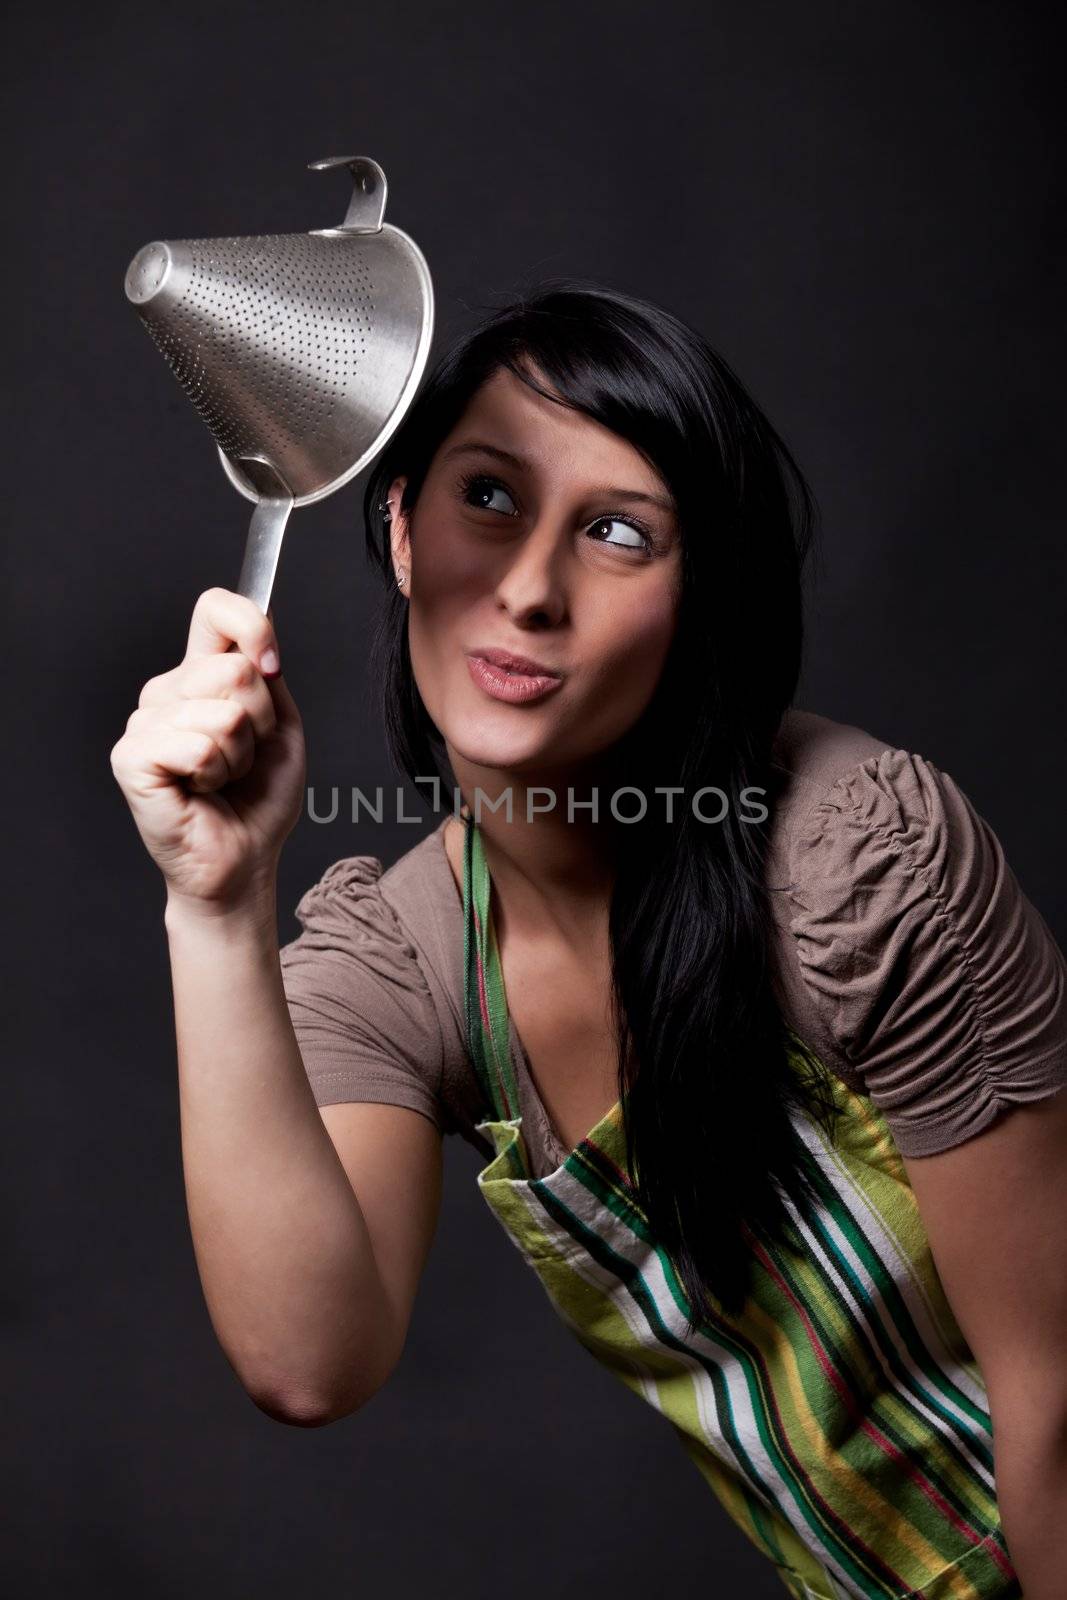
492, 519, 569, 623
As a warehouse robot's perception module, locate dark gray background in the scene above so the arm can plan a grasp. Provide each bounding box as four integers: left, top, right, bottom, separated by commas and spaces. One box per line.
4, 1, 1064, 1595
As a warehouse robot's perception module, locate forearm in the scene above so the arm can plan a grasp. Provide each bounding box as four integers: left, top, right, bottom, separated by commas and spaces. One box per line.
994, 1408, 1067, 1596
165, 884, 394, 1418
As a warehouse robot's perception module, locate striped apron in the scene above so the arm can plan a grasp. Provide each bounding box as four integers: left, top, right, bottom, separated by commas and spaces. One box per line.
460, 810, 1020, 1600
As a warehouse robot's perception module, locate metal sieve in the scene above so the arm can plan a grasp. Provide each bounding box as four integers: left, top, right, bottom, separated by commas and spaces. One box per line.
124, 155, 434, 611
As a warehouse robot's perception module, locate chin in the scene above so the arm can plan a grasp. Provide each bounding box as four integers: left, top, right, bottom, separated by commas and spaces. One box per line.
445, 726, 553, 775
437, 695, 549, 762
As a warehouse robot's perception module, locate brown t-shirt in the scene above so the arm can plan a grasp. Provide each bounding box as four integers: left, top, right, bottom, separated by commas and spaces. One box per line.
278, 708, 1067, 1174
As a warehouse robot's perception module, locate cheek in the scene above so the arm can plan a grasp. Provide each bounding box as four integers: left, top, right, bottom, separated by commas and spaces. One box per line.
586, 584, 679, 690
403, 526, 493, 718
408, 522, 489, 628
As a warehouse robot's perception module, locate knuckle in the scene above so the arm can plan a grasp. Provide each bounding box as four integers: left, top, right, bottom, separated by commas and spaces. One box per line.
175, 657, 207, 693
192, 732, 217, 769
221, 700, 248, 736
228, 656, 257, 691
138, 674, 163, 709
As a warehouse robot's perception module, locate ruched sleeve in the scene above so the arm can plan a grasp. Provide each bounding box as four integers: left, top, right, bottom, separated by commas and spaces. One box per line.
278, 856, 447, 1133
786, 748, 1067, 1156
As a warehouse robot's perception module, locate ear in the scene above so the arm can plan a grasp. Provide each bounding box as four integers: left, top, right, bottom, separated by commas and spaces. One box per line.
386, 475, 411, 576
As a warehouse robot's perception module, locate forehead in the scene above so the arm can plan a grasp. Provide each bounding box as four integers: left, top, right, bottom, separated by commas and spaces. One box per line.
445, 363, 671, 499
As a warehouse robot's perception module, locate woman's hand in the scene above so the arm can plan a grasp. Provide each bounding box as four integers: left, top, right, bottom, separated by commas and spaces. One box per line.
110, 587, 306, 911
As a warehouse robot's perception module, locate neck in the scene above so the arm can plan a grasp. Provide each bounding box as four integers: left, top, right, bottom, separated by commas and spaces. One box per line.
448, 750, 620, 944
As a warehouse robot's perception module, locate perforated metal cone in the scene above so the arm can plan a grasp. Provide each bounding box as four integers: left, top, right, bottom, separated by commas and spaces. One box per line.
124, 157, 433, 508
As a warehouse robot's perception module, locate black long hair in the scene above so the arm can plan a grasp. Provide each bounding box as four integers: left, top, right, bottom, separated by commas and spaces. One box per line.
362, 277, 840, 1322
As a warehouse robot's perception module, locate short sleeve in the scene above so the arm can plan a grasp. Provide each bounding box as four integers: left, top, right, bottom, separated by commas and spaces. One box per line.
786, 748, 1067, 1156
278, 855, 446, 1134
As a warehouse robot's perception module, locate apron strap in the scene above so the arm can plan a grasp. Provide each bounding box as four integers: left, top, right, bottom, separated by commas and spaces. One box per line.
462, 808, 523, 1122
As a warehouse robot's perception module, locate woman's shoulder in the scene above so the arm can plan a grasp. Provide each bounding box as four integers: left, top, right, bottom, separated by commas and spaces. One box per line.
289, 816, 453, 910
766, 706, 995, 877
770, 707, 1067, 1156
284, 816, 460, 993
768, 706, 895, 833
768, 706, 1014, 897
278, 818, 487, 1143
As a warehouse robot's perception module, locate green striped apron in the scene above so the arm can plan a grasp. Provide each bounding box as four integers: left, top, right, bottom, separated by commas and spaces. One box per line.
460, 810, 1020, 1600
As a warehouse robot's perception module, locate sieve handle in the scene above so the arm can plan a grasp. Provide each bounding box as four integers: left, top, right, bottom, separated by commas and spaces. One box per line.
232, 455, 295, 614
307, 154, 387, 233
237, 493, 294, 614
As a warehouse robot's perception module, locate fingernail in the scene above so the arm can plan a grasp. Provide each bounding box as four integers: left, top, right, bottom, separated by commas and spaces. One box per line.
260, 647, 280, 677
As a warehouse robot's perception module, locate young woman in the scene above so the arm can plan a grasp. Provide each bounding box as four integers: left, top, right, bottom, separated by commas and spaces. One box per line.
111, 281, 1067, 1599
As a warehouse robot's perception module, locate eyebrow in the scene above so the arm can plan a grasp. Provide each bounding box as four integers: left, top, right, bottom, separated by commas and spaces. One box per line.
441, 440, 677, 514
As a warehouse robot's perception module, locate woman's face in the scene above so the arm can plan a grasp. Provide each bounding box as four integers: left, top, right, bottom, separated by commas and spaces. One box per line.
388, 361, 683, 783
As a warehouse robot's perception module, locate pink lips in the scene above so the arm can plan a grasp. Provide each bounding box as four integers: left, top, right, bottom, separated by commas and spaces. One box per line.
472, 645, 562, 676
466, 647, 564, 705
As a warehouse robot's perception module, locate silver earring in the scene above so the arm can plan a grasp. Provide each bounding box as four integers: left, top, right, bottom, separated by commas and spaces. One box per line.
396, 569, 406, 588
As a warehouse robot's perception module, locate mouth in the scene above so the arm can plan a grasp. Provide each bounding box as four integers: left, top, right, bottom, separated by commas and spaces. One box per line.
469, 645, 563, 678
466, 646, 565, 705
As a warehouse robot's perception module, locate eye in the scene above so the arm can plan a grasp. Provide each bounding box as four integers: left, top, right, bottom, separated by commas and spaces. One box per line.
456, 470, 656, 556
457, 471, 518, 516
587, 515, 653, 555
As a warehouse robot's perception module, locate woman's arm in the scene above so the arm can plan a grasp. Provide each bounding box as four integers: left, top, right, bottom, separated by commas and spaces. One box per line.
903, 1090, 1067, 1597
111, 587, 441, 1423
783, 742, 1067, 1587
166, 888, 442, 1422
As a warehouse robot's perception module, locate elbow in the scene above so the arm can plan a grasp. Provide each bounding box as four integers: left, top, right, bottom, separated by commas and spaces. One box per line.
250, 1389, 345, 1428
235, 1319, 404, 1427
245, 1365, 393, 1428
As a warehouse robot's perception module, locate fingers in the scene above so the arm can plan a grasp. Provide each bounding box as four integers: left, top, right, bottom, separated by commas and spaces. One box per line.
126, 698, 257, 789
185, 587, 281, 674
112, 724, 231, 796
117, 589, 297, 805
139, 652, 278, 741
